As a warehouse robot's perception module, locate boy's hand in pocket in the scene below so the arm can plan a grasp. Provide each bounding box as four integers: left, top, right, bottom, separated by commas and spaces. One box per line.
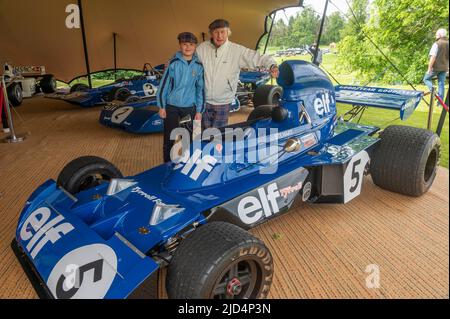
159, 108, 166, 119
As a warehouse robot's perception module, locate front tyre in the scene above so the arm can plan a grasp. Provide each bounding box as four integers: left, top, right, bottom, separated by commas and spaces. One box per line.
166, 222, 273, 299
56, 156, 123, 194
370, 125, 440, 197
252, 84, 282, 107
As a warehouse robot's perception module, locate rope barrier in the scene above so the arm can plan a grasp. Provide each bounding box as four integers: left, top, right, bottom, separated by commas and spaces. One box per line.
435, 94, 449, 112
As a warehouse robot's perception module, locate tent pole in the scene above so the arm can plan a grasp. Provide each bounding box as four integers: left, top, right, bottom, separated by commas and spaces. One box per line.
263, 12, 276, 54
314, 0, 329, 64
113, 33, 117, 81
77, 0, 92, 89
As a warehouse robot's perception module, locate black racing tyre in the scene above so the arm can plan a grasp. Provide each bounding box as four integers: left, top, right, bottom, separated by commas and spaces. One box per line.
166, 222, 273, 299
39, 74, 57, 93
247, 105, 273, 121
7, 82, 23, 107
124, 95, 141, 103
56, 156, 123, 194
105, 87, 131, 102
370, 125, 440, 197
70, 83, 90, 93
252, 84, 282, 107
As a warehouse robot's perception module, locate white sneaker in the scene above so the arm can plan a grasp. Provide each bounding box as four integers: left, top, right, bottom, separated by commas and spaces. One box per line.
3, 128, 10, 133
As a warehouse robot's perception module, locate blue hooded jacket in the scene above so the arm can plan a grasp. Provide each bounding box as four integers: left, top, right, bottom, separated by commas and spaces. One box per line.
157, 52, 204, 113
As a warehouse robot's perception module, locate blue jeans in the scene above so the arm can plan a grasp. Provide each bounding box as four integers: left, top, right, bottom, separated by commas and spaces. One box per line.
423, 71, 447, 99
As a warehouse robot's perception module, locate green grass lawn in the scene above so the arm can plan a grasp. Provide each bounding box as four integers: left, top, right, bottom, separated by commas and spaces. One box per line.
272, 49, 449, 168
57, 79, 114, 89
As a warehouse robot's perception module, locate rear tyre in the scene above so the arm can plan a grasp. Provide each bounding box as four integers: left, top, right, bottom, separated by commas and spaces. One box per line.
247, 105, 273, 121
7, 82, 23, 107
166, 222, 273, 299
124, 95, 141, 103
39, 74, 57, 93
105, 87, 131, 102
70, 83, 90, 93
56, 156, 123, 194
252, 85, 282, 107
370, 125, 440, 197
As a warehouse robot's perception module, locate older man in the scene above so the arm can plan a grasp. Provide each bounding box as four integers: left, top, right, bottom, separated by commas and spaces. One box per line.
423, 28, 449, 99
196, 19, 279, 129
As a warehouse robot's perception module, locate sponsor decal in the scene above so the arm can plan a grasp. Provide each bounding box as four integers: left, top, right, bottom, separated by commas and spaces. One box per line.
302, 182, 312, 202
152, 119, 163, 126
131, 186, 165, 205
314, 92, 334, 116
175, 149, 218, 181
300, 133, 318, 148
238, 183, 281, 225
279, 182, 303, 199
19, 207, 74, 259
220, 168, 309, 225
47, 244, 117, 299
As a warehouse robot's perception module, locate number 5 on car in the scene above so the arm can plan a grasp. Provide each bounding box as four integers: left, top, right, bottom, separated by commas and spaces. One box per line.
343, 151, 370, 203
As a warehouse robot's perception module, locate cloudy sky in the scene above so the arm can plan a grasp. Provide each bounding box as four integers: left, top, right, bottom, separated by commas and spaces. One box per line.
275, 0, 353, 23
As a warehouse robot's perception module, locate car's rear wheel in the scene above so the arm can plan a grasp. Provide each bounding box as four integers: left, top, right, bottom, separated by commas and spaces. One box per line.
370, 125, 440, 197
40, 74, 57, 93
166, 222, 273, 299
252, 84, 282, 107
56, 156, 123, 194
70, 83, 90, 93
106, 87, 131, 102
7, 82, 23, 107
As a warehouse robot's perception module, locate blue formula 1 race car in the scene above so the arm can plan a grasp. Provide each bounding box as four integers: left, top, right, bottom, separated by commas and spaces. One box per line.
99, 69, 281, 134
11, 60, 440, 299
45, 64, 164, 108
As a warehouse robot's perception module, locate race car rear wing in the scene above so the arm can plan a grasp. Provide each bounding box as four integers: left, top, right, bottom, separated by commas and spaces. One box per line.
335, 85, 424, 121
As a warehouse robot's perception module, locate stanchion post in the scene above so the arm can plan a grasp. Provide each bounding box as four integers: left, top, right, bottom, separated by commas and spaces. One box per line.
1, 76, 25, 143
427, 87, 435, 130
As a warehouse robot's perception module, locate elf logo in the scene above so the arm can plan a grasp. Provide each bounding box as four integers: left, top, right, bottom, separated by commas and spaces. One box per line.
19, 207, 74, 259
314, 92, 334, 116
176, 149, 218, 181
238, 183, 281, 225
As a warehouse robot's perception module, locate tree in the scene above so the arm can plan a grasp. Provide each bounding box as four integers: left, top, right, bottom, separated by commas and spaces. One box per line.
290, 6, 321, 47
322, 12, 346, 44
337, 0, 449, 84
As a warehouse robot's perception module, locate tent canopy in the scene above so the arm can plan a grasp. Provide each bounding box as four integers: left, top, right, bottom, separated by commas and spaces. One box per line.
0, 0, 302, 82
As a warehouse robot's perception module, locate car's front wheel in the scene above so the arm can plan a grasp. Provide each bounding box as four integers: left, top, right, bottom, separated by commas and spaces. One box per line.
56, 156, 123, 194
166, 222, 273, 299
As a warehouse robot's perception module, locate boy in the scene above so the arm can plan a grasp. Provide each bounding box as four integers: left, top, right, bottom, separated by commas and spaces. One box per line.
157, 32, 204, 162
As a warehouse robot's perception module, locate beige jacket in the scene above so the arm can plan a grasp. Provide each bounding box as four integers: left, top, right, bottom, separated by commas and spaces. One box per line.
196, 40, 276, 105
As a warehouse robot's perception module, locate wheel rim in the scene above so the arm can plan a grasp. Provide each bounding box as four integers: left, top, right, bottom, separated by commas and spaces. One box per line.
15, 86, 22, 102
424, 148, 438, 183
77, 173, 111, 192
117, 89, 129, 100
211, 258, 262, 299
